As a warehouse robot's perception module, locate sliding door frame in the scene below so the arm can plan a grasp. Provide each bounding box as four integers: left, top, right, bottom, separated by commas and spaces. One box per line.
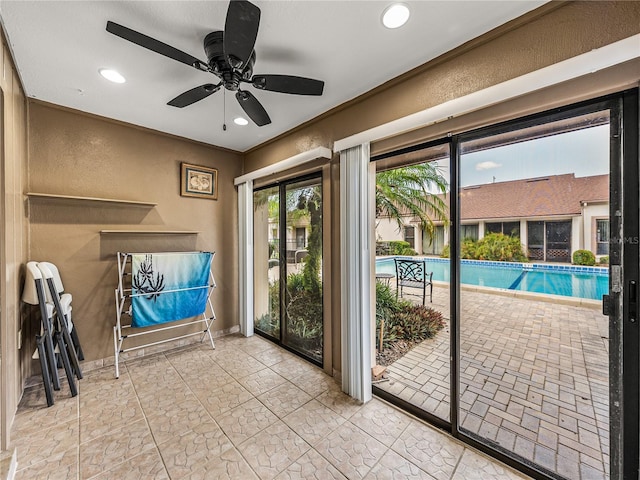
371, 89, 639, 480
254, 171, 325, 368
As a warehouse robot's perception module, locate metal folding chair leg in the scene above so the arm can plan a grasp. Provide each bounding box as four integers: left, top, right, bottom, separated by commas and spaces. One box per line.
54, 331, 78, 397
41, 313, 61, 391
60, 319, 83, 380
70, 326, 85, 361
36, 335, 54, 407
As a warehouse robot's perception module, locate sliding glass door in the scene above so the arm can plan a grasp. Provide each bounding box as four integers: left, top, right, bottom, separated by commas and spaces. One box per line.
457, 104, 613, 479
253, 174, 323, 366
372, 141, 451, 425
371, 90, 639, 479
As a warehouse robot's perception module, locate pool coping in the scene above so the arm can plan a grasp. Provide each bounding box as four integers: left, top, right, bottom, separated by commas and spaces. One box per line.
431, 280, 602, 310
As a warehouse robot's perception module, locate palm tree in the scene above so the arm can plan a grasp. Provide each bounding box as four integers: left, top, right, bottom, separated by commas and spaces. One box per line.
376, 163, 449, 241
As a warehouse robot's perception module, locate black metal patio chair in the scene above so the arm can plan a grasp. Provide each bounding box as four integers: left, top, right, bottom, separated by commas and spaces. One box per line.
394, 258, 433, 305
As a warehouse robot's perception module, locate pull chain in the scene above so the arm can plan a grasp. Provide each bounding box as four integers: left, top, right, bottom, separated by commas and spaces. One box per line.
222, 89, 227, 131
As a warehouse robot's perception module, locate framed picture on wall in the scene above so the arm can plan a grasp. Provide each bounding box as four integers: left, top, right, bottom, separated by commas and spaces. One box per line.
180, 163, 218, 200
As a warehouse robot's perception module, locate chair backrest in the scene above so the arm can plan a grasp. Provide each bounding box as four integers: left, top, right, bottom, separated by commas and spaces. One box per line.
38, 261, 64, 291
394, 258, 427, 283
22, 261, 44, 305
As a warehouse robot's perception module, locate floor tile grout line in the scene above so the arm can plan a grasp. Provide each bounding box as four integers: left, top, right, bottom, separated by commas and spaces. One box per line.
127, 353, 173, 480
161, 345, 309, 478
79, 366, 157, 480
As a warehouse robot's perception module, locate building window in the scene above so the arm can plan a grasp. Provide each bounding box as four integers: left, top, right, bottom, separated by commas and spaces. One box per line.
503, 221, 520, 238
423, 225, 445, 255
596, 219, 609, 255
460, 224, 479, 241
485, 221, 520, 238
485, 222, 502, 235
404, 226, 415, 248
296, 227, 306, 249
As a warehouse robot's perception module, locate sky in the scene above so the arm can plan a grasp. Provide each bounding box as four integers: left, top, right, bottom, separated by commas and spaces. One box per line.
432, 124, 610, 190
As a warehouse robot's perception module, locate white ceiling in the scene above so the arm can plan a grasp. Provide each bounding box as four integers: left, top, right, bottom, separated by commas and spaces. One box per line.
0, 1, 547, 152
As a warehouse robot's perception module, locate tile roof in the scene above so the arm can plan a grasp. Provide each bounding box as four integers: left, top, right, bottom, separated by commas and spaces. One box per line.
459, 173, 608, 220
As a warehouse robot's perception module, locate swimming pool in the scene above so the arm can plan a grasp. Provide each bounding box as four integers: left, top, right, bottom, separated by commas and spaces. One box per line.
375, 256, 608, 301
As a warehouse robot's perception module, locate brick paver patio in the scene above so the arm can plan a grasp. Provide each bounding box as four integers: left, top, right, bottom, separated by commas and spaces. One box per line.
377, 284, 609, 480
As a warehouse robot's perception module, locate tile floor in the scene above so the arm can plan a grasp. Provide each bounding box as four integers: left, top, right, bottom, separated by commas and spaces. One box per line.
377, 286, 609, 480
9, 333, 530, 479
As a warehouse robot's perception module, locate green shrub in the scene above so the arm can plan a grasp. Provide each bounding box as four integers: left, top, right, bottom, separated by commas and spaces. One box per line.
376, 282, 405, 349
441, 244, 450, 258
465, 233, 527, 262
376, 281, 402, 322
376, 240, 418, 256
460, 238, 478, 260
599, 256, 609, 265
573, 249, 596, 266
375, 281, 445, 350
387, 305, 445, 345
284, 272, 306, 295
286, 288, 323, 351
388, 240, 417, 256
256, 273, 323, 354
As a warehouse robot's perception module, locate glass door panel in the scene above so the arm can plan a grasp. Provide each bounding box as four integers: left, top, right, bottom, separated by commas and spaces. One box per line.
373, 142, 451, 423
458, 109, 611, 478
283, 178, 323, 363
254, 175, 323, 366
253, 186, 280, 340
527, 221, 545, 261
546, 221, 572, 263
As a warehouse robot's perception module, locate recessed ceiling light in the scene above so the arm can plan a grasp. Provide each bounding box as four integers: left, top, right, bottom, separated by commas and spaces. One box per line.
382, 3, 410, 29
99, 68, 126, 84
234, 117, 249, 126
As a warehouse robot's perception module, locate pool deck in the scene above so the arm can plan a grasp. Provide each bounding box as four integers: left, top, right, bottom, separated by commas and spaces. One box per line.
376, 283, 609, 480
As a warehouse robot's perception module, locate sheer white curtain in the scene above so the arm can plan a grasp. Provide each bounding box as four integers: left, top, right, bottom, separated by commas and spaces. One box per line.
339, 143, 374, 402
237, 179, 254, 337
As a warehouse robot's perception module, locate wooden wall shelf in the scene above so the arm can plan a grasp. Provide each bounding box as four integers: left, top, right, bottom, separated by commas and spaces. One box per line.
100, 230, 199, 235
26, 192, 157, 207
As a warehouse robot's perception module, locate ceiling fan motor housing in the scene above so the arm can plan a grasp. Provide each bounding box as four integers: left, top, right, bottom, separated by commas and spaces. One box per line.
204, 31, 255, 90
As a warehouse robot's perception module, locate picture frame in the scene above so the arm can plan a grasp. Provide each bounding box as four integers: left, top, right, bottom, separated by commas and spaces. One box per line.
180, 163, 218, 200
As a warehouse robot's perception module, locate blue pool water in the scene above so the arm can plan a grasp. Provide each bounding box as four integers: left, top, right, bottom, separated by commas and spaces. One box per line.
375, 257, 608, 301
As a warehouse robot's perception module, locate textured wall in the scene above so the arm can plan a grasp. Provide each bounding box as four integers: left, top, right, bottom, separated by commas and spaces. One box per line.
27, 102, 243, 366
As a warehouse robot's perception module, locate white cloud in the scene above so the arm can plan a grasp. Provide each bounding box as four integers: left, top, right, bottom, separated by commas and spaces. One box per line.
475, 161, 502, 171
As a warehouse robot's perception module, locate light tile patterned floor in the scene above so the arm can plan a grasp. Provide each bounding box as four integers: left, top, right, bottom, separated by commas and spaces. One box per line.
377, 285, 609, 480
9, 334, 530, 480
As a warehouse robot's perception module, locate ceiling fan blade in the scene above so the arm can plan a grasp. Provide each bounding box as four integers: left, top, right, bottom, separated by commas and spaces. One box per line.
224, 0, 260, 70
251, 75, 325, 96
106, 21, 208, 71
236, 90, 271, 126
168, 84, 221, 108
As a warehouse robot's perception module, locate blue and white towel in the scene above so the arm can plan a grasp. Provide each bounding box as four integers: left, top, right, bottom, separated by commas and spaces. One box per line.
131, 252, 212, 328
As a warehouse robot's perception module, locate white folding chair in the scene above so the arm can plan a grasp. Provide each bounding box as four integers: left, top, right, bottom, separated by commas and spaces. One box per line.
38, 262, 85, 363
38, 262, 82, 383
22, 263, 62, 405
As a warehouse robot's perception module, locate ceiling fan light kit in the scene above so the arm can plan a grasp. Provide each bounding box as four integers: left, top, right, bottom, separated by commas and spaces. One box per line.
106, 0, 324, 127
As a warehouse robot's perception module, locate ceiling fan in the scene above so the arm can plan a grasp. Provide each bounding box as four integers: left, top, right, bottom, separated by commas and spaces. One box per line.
106, 0, 324, 127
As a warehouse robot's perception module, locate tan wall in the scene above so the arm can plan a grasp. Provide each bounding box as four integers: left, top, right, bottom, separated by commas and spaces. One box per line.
0, 35, 28, 450
243, 1, 640, 375
26, 102, 243, 368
